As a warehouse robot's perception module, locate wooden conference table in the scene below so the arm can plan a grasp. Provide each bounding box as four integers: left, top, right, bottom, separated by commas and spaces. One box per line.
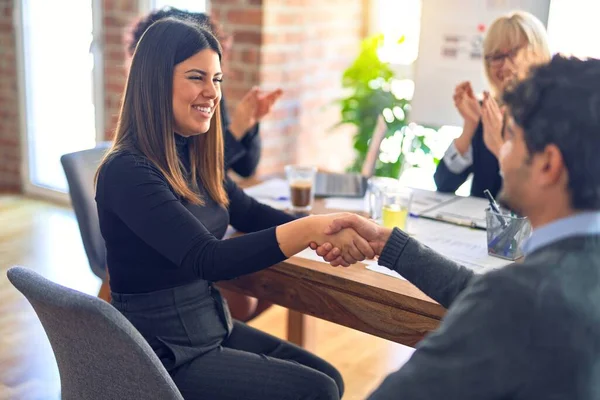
220, 179, 447, 350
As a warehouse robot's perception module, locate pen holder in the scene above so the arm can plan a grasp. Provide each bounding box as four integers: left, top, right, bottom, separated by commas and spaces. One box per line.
486, 209, 532, 261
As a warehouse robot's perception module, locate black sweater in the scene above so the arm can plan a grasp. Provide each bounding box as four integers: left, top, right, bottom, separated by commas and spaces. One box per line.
95, 134, 294, 294
221, 95, 261, 177
434, 121, 502, 198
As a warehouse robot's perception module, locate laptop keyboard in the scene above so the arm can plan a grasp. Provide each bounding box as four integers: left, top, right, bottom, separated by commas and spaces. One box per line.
315, 173, 364, 196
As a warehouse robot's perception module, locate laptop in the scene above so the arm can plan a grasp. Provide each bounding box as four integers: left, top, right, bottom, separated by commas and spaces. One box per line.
314, 116, 387, 198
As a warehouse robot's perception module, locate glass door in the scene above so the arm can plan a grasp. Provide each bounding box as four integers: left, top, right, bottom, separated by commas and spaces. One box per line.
15, 0, 103, 198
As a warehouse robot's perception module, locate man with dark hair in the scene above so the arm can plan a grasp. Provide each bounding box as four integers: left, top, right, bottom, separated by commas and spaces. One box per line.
126, 7, 283, 179
316, 55, 600, 399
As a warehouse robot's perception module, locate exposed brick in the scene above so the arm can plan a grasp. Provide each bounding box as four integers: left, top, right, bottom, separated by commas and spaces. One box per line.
231, 30, 262, 46
0, 0, 363, 190
0, 0, 19, 191
226, 9, 262, 26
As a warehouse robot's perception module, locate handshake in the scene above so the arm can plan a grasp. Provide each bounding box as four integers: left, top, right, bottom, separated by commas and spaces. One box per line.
306, 213, 394, 267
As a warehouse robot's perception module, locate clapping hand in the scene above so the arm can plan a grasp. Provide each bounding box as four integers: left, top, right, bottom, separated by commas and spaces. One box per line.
481, 91, 505, 158
454, 81, 481, 126
229, 87, 283, 139
255, 88, 283, 121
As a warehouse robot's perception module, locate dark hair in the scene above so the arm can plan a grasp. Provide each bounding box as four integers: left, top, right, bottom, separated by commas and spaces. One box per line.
503, 54, 600, 210
99, 18, 228, 207
126, 7, 229, 58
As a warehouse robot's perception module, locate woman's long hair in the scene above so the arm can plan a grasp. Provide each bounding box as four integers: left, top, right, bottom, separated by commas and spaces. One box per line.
98, 18, 228, 207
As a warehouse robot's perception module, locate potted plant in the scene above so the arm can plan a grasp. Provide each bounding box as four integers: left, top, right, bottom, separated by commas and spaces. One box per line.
336, 34, 434, 178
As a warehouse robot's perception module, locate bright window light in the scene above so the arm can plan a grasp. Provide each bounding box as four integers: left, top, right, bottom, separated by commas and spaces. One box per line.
547, 1, 600, 59
374, 0, 422, 65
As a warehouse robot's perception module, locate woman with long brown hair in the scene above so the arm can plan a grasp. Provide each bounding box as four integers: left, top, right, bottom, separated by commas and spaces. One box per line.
125, 6, 283, 323
96, 17, 369, 399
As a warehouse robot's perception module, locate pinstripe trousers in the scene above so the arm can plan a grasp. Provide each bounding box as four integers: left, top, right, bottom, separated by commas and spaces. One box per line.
112, 280, 344, 400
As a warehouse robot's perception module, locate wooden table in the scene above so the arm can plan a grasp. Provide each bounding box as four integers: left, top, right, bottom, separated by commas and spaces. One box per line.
220, 183, 446, 348
219, 253, 445, 349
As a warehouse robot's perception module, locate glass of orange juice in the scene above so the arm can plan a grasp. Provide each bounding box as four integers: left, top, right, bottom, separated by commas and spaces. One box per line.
381, 187, 413, 230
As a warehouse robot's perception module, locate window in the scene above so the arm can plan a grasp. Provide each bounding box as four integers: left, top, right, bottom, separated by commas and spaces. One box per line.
372, 0, 422, 66
15, 0, 103, 197
149, 0, 207, 13
547, 1, 600, 59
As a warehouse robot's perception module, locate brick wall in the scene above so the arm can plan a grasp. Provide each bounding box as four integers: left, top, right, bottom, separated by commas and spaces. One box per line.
103, 0, 140, 140
212, 0, 363, 175
0, 0, 364, 192
0, 0, 20, 192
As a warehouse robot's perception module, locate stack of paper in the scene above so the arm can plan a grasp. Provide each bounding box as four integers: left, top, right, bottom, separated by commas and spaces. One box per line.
417, 195, 489, 229
243, 178, 290, 210
294, 248, 406, 281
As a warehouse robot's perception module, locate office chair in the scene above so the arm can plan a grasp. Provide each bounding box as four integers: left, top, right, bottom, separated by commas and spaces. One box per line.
7, 266, 184, 400
60, 142, 111, 300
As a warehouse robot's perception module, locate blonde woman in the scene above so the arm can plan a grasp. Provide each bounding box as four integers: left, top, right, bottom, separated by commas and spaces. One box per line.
434, 11, 551, 198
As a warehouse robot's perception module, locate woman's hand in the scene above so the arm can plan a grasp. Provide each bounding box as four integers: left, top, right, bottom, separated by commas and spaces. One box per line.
310, 214, 390, 267
454, 81, 481, 126
275, 213, 374, 265
255, 88, 283, 120
229, 88, 259, 139
229, 87, 283, 139
481, 91, 505, 158
308, 214, 375, 267
452, 81, 482, 154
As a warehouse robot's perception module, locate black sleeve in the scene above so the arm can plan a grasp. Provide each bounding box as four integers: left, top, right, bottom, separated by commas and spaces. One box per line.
225, 176, 296, 233
434, 122, 484, 194
368, 271, 533, 400
99, 154, 289, 282
433, 159, 472, 194
230, 124, 261, 178
220, 95, 262, 177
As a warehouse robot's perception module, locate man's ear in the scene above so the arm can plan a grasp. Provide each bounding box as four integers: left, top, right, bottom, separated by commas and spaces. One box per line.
535, 144, 566, 188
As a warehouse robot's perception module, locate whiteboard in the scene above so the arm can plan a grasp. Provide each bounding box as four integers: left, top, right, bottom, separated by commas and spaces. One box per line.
410, 0, 551, 128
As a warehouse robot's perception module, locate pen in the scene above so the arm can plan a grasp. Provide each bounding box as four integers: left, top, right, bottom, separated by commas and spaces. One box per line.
483, 189, 507, 228
433, 214, 484, 230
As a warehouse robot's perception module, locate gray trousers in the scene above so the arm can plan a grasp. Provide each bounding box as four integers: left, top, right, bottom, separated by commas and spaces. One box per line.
112, 280, 343, 400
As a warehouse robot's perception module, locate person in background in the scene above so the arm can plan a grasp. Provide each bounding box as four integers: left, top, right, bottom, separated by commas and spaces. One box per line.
98, 19, 374, 399
126, 7, 282, 321
435, 11, 551, 198
316, 55, 600, 399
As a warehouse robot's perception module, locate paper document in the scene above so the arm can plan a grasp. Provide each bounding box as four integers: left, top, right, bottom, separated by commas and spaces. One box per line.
419, 195, 489, 229
409, 188, 457, 216
408, 218, 511, 272
365, 264, 406, 281
294, 248, 405, 280
243, 178, 290, 210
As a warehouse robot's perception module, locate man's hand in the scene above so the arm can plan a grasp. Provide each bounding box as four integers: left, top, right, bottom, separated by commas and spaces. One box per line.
310, 214, 392, 267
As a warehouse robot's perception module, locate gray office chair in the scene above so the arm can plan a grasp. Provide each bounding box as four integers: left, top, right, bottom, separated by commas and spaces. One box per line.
7, 266, 184, 400
60, 143, 111, 282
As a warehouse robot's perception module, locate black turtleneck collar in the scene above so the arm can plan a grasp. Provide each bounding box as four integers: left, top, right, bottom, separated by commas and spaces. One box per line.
174, 134, 192, 173
175, 133, 190, 153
